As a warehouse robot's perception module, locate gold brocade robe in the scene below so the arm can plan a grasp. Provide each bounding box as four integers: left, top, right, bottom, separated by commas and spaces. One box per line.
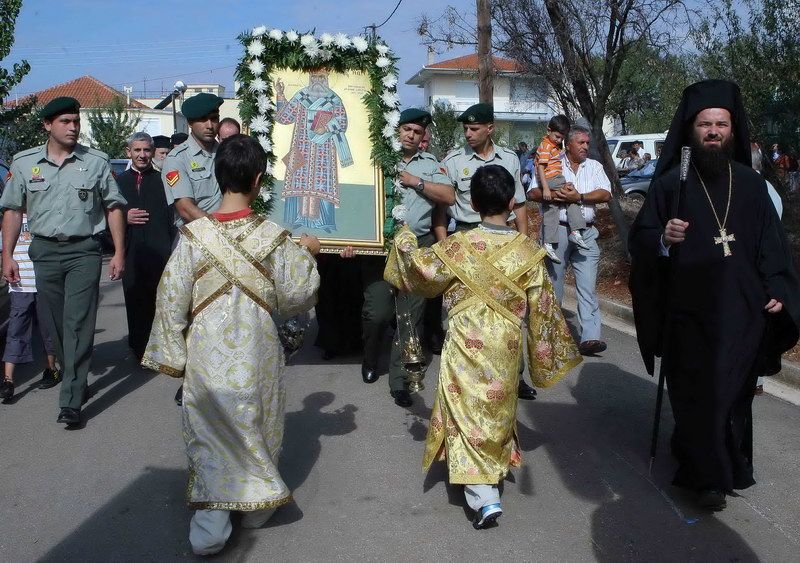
142, 214, 320, 511
385, 226, 581, 484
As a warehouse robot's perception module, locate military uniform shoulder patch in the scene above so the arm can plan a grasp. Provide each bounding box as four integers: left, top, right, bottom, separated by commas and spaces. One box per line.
5, 170, 12, 183
165, 170, 180, 187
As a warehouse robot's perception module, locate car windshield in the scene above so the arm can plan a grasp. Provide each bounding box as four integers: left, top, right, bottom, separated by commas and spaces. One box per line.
627, 159, 657, 178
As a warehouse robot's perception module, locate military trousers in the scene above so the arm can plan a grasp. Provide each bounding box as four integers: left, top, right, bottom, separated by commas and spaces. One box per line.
387, 232, 436, 392
361, 256, 394, 371
29, 236, 102, 410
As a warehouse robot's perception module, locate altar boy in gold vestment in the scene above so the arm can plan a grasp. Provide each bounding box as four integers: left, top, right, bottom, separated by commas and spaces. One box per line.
142, 135, 321, 555
385, 165, 581, 529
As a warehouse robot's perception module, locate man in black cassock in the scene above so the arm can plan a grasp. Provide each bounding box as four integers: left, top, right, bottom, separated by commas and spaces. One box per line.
117, 132, 177, 360
629, 80, 800, 510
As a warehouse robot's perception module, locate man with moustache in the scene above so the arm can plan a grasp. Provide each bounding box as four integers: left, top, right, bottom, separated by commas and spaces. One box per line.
117, 132, 176, 360
162, 92, 223, 226
0, 97, 127, 426
161, 92, 223, 405
629, 80, 800, 510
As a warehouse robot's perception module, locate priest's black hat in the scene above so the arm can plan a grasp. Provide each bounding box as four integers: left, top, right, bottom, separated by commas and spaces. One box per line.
653, 80, 751, 183
152, 135, 171, 149
39, 96, 81, 120
171, 132, 189, 147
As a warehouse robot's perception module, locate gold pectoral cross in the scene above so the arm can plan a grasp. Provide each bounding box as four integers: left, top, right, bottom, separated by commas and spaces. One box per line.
714, 228, 735, 257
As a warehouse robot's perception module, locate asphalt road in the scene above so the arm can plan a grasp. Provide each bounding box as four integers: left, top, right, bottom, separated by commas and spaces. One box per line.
1, 267, 799, 562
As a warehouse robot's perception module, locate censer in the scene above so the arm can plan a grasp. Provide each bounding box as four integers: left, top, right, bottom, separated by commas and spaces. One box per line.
397, 297, 427, 392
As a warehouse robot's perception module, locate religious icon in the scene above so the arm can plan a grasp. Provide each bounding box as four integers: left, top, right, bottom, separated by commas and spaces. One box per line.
274, 69, 353, 233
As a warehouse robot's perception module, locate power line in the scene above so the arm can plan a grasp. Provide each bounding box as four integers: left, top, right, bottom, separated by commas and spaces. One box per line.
376, 0, 404, 28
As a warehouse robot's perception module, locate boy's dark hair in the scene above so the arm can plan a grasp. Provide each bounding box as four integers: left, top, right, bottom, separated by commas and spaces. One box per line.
470, 165, 515, 216
214, 134, 267, 194
547, 114, 571, 136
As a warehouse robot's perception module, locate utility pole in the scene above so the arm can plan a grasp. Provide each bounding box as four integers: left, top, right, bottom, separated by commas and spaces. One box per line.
476, 0, 493, 104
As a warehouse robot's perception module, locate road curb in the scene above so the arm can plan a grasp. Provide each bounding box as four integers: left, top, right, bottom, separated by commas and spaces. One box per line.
564, 284, 800, 391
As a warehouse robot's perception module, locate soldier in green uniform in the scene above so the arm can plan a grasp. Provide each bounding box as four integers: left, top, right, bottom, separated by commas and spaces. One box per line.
370, 108, 455, 408
0, 97, 127, 426
161, 92, 223, 406
432, 103, 538, 400
162, 92, 224, 225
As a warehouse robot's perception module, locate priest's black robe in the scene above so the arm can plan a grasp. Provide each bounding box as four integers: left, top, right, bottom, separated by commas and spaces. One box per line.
117, 167, 176, 359
629, 162, 800, 492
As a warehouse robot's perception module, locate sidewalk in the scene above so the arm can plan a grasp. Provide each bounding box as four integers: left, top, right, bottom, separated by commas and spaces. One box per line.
563, 284, 800, 402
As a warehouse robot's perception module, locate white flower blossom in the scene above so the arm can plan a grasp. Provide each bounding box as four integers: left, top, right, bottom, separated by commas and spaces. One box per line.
265, 162, 274, 176
381, 91, 399, 107
381, 74, 398, 88
334, 33, 351, 49
285, 30, 299, 41
262, 191, 273, 202
320, 33, 334, 46
304, 42, 322, 58
250, 116, 270, 133
257, 94, 274, 113
248, 59, 265, 76
376, 56, 390, 68
249, 77, 267, 92
258, 136, 273, 152
247, 41, 265, 57
376, 44, 389, 55
268, 28, 283, 40
300, 34, 315, 46
352, 35, 369, 52
391, 138, 402, 151
382, 123, 396, 139
318, 48, 334, 61
252, 25, 267, 37
391, 204, 408, 222
384, 110, 400, 127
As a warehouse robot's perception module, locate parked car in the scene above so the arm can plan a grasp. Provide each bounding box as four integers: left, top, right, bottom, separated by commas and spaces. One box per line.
607, 133, 666, 171
620, 159, 657, 198
110, 159, 131, 178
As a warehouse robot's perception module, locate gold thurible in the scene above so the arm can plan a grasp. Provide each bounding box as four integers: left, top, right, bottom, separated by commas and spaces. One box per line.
396, 293, 427, 392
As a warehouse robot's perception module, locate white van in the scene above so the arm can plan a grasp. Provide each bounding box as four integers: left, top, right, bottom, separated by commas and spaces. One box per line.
606, 133, 667, 170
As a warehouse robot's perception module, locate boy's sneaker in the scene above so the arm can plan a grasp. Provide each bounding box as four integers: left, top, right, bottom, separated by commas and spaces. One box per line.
569, 230, 591, 250
38, 368, 62, 389
472, 503, 503, 530
0, 380, 14, 401
543, 243, 561, 264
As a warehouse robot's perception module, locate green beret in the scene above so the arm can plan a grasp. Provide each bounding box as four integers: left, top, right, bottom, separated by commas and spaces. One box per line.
398, 108, 432, 127
39, 96, 80, 120
181, 93, 224, 121
152, 135, 171, 149
457, 103, 494, 124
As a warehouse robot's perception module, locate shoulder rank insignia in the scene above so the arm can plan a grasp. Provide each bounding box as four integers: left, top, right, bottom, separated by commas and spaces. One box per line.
165, 170, 180, 187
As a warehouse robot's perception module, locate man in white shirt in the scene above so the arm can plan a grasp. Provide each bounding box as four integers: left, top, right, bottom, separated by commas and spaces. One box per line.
528, 125, 612, 355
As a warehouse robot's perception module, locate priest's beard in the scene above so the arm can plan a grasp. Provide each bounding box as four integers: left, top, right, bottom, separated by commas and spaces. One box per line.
691, 134, 734, 179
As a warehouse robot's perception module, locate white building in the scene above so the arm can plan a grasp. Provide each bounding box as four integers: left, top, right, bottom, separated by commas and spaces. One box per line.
406, 53, 559, 145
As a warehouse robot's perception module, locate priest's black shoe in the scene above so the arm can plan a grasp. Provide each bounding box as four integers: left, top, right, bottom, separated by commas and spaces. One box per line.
361, 363, 378, 384
391, 390, 413, 408
696, 489, 727, 511
0, 379, 14, 401
38, 368, 62, 389
517, 380, 537, 401
57, 407, 80, 425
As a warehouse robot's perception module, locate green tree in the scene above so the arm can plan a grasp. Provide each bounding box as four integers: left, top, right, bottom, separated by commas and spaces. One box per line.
696, 0, 800, 151
85, 97, 141, 158
0, 0, 40, 160
606, 47, 697, 135
428, 99, 461, 160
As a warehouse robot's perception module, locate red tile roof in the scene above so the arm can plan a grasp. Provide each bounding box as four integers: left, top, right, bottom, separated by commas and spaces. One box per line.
426, 54, 523, 72
8, 75, 148, 109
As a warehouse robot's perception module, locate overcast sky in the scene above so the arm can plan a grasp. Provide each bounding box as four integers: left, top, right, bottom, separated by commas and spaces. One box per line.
5, 0, 472, 108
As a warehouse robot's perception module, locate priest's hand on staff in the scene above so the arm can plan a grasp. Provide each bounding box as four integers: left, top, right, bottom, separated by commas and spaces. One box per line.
127, 208, 149, 225
764, 298, 784, 314
663, 219, 690, 246
299, 234, 321, 256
